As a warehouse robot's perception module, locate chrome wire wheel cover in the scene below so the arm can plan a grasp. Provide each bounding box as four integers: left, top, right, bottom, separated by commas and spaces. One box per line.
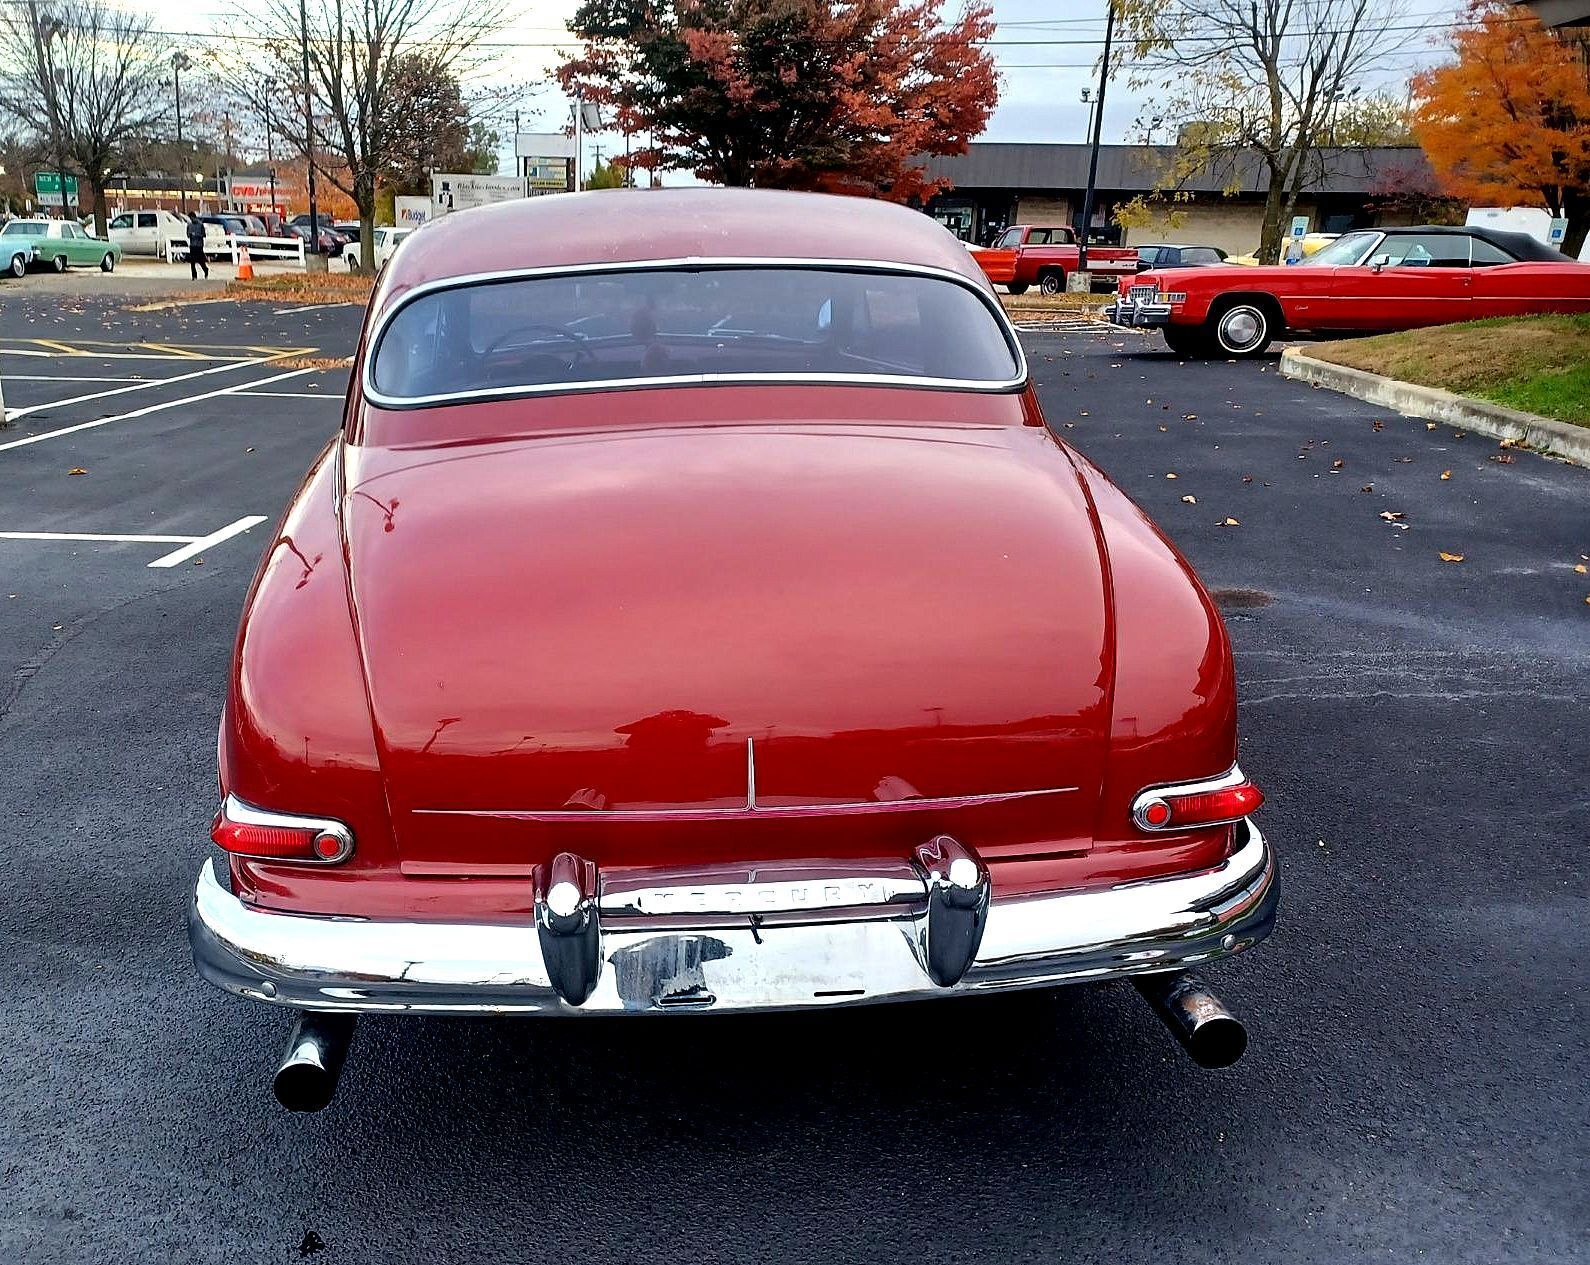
1217, 305, 1266, 353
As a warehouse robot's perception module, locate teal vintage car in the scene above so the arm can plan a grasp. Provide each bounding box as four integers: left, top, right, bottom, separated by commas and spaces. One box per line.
0, 218, 122, 275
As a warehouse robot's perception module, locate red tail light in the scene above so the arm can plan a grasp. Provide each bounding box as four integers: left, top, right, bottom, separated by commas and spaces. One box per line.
1132, 767, 1263, 833
211, 794, 354, 864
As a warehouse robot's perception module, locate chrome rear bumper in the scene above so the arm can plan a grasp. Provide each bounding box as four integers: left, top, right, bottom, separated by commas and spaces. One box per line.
189, 821, 1277, 1015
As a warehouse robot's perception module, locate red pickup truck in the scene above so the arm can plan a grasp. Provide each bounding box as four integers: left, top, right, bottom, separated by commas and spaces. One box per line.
973, 225, 1142, 294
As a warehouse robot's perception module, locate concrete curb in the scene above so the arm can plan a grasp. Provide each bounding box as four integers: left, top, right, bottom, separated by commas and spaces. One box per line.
1279, 347, 1590, 467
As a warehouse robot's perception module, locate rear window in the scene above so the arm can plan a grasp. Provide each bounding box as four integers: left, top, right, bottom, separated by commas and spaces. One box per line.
367, 265, 1023, 405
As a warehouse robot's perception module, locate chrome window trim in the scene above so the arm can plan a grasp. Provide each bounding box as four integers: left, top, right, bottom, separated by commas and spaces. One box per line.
361, 255, 1030, 411
1131, 765, 1251, 833
222, 793, 355, 865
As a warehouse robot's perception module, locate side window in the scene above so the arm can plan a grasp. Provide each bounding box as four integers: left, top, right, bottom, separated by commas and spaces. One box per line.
1136, 247, 1160, 266
138, 213, 158, 228
1027, 228, 1051, 245
1369, 234, 1470, 268
1184, 248, 1220, 264
996, 227, 1023, 249
109, 214, 133, 229
1468, 237, 1515, 267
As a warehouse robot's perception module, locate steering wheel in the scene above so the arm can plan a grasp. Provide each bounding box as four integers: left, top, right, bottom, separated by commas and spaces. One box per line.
484, 323, 595, 363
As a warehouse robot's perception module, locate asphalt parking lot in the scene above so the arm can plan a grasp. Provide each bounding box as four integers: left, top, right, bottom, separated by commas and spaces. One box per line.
1, 297, 1585, 1264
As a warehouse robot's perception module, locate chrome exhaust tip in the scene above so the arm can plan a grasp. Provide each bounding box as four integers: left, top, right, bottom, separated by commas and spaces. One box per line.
1133, 971, 1248, 1069
273, 1011, 356, 1111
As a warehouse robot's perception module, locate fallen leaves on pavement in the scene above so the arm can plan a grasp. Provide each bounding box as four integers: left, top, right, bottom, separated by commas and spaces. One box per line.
1439, 552, 1465, 563
1379, 511, 1405, 521
1440, 470, 1452, 480
1181, 494, 1197, 504
67, 467, 87, 476
1220, 517, 1240, 527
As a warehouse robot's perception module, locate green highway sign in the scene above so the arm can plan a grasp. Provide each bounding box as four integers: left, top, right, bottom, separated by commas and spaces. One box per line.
33, 171, 80, 207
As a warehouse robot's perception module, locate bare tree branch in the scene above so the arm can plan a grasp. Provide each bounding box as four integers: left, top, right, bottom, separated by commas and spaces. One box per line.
0, 0, 170, 232
211, 0, 515, 270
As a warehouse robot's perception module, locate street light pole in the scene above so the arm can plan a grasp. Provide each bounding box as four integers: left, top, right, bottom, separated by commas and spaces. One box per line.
1077, 0, 1116, 276
172, 52, 190, 214
299, 0, 320, 258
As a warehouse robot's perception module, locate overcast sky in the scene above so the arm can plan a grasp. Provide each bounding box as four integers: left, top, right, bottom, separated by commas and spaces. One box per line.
152, 0, 1469, 167
494, 0, 1467, 153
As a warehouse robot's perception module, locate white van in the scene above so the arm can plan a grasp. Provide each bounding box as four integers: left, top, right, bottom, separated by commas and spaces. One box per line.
107, 209, 188, 258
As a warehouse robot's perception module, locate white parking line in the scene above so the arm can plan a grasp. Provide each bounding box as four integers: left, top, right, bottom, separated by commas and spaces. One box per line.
3, 375, 147, 383
147, 515, 269, 568
229, 390, 340, 400
2, 356, 277, 420
275, 303, 343, 315
0, 368, 313, 453
0, 516, 269, 567
0, 530, 193, 543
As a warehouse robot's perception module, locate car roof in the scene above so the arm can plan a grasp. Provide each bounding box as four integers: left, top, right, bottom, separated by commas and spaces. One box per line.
1395, 223, 1573, 263
379, 188, 987, 310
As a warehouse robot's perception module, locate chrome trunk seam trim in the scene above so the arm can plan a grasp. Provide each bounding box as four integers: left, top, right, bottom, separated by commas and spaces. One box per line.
409, 783, 1080, 821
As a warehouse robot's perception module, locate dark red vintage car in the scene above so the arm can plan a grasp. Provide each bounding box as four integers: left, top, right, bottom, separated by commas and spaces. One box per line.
1107, 225, 1590, 357
189, 188, 1278, 1110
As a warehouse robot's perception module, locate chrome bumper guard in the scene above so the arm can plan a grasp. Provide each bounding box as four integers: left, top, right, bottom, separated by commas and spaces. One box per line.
1105, 300, 1173, 328
189, 820, 1277, 1015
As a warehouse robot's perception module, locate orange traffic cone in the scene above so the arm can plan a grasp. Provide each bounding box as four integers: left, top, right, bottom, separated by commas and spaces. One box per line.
236, 245, 254, 281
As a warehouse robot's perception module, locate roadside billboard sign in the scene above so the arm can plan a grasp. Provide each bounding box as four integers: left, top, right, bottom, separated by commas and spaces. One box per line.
227, 177, 275, 204
394, 196, 431, 226
33, 172, 79, 208
431, 173, 526, 216
514, 132, 574, 159
525, 158, 572, 194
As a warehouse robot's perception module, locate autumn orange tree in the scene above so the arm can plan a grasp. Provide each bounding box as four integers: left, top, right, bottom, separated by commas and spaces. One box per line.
1412, 0, 1590, 254
558, 0, 998, 201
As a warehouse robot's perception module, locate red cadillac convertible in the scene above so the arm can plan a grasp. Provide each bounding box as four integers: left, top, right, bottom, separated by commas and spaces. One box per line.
189, 189, 1278, 1110
1107, 224, 1590, 357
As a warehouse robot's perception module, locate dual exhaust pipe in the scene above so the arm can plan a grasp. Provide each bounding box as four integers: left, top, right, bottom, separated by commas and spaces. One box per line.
267, 970, 1245, 1111
273, 1011, 355, 1112
1133, 971, 1248, 1069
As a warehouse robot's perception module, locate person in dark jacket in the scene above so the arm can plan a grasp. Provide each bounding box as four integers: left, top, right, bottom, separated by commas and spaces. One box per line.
185, 217, 209, 279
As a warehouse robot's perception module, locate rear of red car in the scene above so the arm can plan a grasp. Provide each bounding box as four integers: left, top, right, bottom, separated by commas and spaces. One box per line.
188, 190, 1277, 1109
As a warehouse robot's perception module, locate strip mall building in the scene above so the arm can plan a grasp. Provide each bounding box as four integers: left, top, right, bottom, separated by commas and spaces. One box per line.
922, 143, 1437, 254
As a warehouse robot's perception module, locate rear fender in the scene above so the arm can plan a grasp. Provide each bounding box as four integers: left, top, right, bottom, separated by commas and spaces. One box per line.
1066, 449, 1239, 859
220, 441, 395, 907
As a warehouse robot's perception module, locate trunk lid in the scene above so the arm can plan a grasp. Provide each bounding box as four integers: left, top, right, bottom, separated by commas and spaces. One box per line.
344, 406, 1112, 874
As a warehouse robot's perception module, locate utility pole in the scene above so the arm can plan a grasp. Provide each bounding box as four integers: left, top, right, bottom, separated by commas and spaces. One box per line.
172, 52, 190, 214
263, 78, 278, 216
573, 93, 584, 192
1077, 0, 1116, 278
298, 0, 321, 265
222, 110, 234, 210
